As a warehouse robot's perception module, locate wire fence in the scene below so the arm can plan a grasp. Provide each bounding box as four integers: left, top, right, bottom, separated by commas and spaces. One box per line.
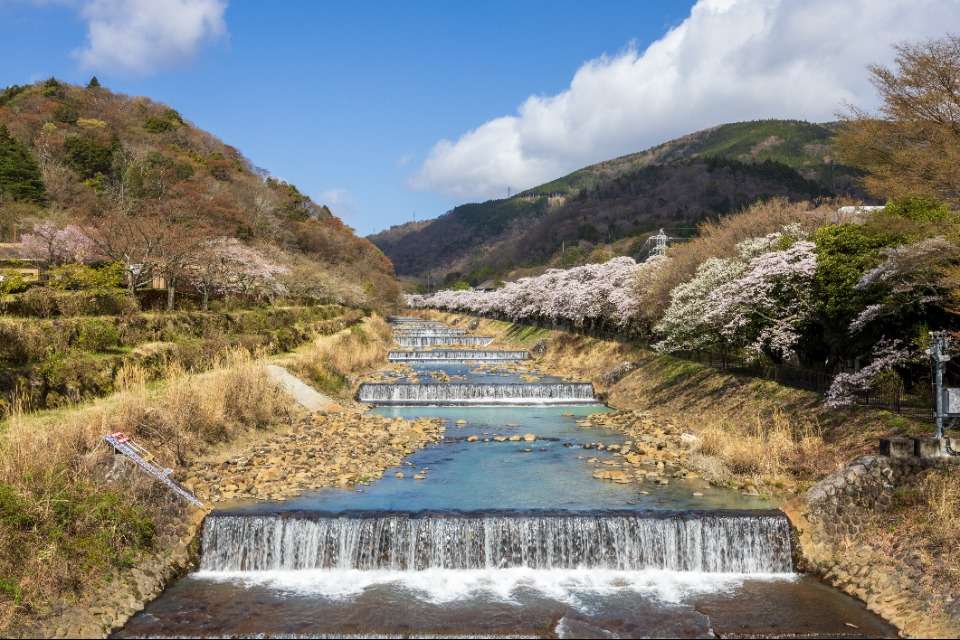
674, 349, 934, 417
674, 350, 833, 393
851, 385, 934, 417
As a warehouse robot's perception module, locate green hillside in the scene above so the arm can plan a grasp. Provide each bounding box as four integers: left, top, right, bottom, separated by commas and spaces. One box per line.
370, 120, 867, 283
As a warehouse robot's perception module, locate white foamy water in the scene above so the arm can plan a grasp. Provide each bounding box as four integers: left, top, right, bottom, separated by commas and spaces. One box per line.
192, 567, 797, 607
357, 383, 597, 405
201, 512, 792, 573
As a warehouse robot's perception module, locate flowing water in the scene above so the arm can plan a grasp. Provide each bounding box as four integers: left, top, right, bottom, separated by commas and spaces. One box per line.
388, 350, 529, 361
116, 321, 897, 638
395, 335, 495, 348
358, 382, 597, 405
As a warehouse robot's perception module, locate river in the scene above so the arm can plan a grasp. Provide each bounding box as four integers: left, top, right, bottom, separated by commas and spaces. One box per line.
116, 317, 895, 638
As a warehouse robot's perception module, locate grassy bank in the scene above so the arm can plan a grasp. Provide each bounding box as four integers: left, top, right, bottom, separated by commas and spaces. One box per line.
283, 315, 393, 399
0, 305, 361, 416
0, 308, 384, 635
430, 310, 928, 492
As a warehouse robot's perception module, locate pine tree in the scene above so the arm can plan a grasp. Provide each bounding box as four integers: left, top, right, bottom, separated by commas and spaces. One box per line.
87, 76, 101, 89
0, 125, 46, 204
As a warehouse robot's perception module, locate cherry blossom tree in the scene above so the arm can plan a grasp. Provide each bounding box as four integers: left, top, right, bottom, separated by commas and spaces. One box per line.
186, 237, 288, 309
19, 220, 96, 265
850, 236, 959, 334
407, 256, 656, 334
654, 227, 817, 362
825, 338, 918, 407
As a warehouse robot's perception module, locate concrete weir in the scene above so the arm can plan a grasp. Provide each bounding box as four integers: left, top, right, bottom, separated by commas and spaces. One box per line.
392, 329, 468, 337
358, 382, 597, 405
388, 349, 529, 361
201, 509, 794, 573
395, 335, 495, 348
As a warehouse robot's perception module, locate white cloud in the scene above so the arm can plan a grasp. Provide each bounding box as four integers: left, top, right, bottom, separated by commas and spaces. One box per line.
72, 0, 227, 74
317, 188, 357, 218
411, 0, 960, 200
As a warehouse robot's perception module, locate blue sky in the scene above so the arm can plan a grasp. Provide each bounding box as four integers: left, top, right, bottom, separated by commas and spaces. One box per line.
1, 1, 958, 235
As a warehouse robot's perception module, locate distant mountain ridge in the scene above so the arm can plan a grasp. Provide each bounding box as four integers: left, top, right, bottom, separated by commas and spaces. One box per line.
370, 120, 866, 284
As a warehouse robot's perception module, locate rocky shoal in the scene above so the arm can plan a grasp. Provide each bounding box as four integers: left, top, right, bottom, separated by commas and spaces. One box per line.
181, 411, 444, 503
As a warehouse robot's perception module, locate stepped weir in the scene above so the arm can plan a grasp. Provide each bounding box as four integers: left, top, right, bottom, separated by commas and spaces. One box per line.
396, 335, 495, 348
388, 349, 529, 361
358, 382, 596, 404
200, 510, 793, 574
392, 329, 469, 337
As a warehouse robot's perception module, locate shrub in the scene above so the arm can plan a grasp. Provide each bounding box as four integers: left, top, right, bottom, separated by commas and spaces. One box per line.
47, 262, 125, 291
55, 290, 139, 317
0, 271, 31, 295
63, 134, 115, 179
53, 103, 78, 124
143, 116, 174, 133
10, 287, 58, 318
884, 196, 954, 223
0, 288, 138, 317
76, 118, 107, 129
74, 319, 120, 352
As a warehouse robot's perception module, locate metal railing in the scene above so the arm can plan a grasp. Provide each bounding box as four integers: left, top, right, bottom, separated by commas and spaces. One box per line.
103, 432, 203, 508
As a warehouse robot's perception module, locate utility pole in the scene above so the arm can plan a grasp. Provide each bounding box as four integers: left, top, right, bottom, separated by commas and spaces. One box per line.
929, 332, 951, 439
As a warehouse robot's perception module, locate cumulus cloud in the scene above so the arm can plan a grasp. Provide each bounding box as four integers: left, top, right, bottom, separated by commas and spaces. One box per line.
72, 0, 227, 74
411, 0, 960, 200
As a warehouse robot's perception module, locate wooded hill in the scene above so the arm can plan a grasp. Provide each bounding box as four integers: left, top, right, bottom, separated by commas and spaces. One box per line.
0, 79, 399, 308
370, 120, 868, 285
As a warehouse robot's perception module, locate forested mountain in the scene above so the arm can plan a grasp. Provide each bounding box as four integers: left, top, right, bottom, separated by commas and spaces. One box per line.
0, 79, 399, 307
370, 120, 868, 285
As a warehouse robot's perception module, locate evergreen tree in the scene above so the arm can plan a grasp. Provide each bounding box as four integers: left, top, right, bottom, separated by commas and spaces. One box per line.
87, 76, 101, 89
0, 125, 46, 204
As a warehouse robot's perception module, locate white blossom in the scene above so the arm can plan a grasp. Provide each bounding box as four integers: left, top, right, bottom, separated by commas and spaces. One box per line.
825, 338, 916, 408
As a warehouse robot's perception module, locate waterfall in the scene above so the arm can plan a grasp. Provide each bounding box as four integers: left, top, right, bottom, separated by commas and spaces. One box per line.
395, 336, 494, 348
200, 510, 793, 574
358, 382, 596, 404
388, 350, 529, 361
392, 329, 468, 337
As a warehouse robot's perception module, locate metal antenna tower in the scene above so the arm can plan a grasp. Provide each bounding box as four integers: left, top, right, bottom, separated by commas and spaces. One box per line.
650, 229, 670, 257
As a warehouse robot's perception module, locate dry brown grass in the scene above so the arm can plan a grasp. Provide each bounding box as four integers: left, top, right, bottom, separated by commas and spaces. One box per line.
0, 349, 293, 630
639, 198, 836, 316
689, 410, 829, 490
292, 316, 391, 396
864, 468, 960, 604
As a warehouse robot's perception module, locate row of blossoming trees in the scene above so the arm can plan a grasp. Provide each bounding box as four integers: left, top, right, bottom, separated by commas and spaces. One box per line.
408, 198, 960, 407
8, 217, 291, 311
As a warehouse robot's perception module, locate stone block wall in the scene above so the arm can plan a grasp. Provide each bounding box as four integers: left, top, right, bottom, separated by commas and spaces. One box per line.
788, 452, 960, 637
